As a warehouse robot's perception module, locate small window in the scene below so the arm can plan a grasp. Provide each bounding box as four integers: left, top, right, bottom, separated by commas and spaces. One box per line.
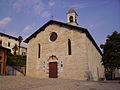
0, 40, 2, 46
38, 44, 40, 58
8, 42, 10, 47
50, 32, 57, 41
68, 39, 71, 55
61, 64, 63, 67
22, 52, 26, 55
69, 16, 73, 22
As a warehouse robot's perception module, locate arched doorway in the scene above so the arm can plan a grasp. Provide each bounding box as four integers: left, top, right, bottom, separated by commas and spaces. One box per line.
48, 55, 58, 78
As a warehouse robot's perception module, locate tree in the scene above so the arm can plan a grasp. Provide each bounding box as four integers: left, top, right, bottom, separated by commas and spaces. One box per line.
100, 31, 120, 72
7, 53, 26, 75
12, 44, 18, 55
18, 36, 23, 55
7, 54, 26, 67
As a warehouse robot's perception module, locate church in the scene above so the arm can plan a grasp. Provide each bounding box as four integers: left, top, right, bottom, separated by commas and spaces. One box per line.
24, 8, 104, 81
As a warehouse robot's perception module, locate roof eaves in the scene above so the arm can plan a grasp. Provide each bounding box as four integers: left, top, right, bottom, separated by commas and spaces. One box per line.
0, 32, 19, 41
24, 20, 86, 43
84, 29, 102, 55
24, 20, 102, 55
24, 20, 53, 43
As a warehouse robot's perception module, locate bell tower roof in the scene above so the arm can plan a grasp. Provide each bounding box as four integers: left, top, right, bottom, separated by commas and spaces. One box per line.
67, 8, 78, 26
67, 8, 78, 16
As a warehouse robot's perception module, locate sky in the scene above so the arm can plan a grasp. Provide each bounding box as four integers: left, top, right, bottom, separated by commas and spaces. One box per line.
0, 0, 120, 47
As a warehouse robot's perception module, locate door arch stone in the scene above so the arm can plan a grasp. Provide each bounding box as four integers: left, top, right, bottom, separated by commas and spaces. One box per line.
48, 55, 58, 78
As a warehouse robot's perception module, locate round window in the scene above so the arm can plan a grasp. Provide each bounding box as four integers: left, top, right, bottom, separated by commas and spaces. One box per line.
50, 32, 57, 41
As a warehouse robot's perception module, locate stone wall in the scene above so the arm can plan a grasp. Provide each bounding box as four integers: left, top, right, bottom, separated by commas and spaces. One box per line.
26, 23, 104, 80
85, 34, 104, 80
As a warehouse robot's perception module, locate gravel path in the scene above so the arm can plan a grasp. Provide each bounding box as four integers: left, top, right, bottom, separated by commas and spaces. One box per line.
0, 76, 120, 90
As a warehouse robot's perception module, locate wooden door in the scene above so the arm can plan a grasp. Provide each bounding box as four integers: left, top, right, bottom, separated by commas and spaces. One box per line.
49, 62, 58, 78
0, 63, 1, 74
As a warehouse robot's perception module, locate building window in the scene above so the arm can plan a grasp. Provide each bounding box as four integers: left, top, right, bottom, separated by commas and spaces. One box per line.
50, 32, 57, 41
69, 16, 73, 22
22, 52, 26, 55
22, 52, 24, 55
8, 42, 10, 47
38, 44, 40, 58
0, 40, 2, 46
68, 39, 71, 55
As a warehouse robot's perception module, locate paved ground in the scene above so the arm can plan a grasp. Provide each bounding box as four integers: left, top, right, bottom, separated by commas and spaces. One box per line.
0, 76, 120, 90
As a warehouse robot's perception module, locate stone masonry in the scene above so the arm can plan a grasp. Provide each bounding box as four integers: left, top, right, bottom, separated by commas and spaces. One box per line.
26, 23, 104, 81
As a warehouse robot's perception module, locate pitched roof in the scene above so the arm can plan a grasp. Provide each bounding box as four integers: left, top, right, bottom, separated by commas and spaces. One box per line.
24, 20, 102, 55
67, 8, 78, 16
0, 32, 19, 41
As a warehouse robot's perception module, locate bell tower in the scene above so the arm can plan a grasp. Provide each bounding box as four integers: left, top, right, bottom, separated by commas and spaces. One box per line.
67, 8, 78, 26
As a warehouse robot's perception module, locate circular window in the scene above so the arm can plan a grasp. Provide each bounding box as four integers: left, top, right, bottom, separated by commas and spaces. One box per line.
50, 32, 57, 41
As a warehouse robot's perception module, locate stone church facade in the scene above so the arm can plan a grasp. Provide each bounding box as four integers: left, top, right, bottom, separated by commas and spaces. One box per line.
24, 9, 104, 81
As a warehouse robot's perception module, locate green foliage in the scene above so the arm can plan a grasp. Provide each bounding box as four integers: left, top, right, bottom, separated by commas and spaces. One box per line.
100, 31, 120, 71
18, 36, 23, 55
18, 36, 23, 43
7, 53, 26, 67
12, 44, 18, 55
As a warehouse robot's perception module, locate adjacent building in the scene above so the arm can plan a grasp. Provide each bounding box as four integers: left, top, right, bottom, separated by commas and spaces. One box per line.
24, 9, 104, 81
19, 46, 27, 56
0, 46, 10, 75
0, 32, 27, 55
0, 32, 19, 54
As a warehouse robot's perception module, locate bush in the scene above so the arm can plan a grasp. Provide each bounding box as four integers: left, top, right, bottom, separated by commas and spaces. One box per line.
7, 53, 26, 67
